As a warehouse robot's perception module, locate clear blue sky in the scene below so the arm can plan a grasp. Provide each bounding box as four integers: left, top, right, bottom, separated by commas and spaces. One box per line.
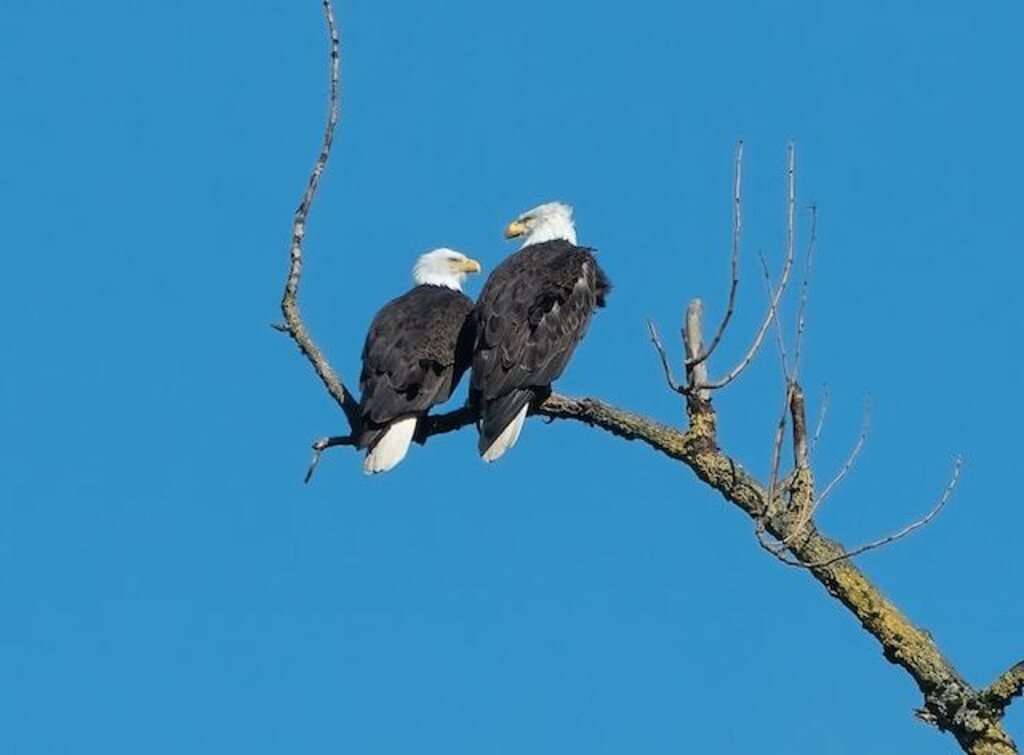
2, 1, 1022, 753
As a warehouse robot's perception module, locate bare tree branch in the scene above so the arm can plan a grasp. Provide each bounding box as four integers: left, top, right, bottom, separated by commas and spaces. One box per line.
773, 385, 816, 545
683, 300, 710, 402
791, 383, 809, 469
815, 398, 872, 510
759, 249, 792, 378
305, 434, 356, 483
538, 396, 996, 750
765, 381, 794, 517
760, 456, 963, 572
693, 143, 797, 392
758, 169, 803, 522
811, 384, 830, 455
982, 662, 1024, 718
281, 11, 1020, 751
294, 346, 1008, 752
688, 140, 743, 370
647, 319, 683, 392
791, 203, 817, 376
278, 0, 360, 429
802, 456, 962, 566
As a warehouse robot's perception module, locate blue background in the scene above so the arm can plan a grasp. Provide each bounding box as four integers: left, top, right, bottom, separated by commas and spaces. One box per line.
3, 1, 1022, 753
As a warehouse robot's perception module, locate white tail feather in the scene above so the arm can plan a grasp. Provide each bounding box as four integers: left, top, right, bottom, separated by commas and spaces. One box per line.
481, 404, 529, 463
363, 417, 418, 474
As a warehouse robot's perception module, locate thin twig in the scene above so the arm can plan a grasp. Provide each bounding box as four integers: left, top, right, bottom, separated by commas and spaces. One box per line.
782, 147, 797, 379
760, 148, 801, 516
305, 435, 356, 483
764, 379, 796, 518
278, 0, 360, 428
759, 250, 791, 379
764, 456, 963, 569
811, 384, 830, 454
815, 398, 872, 510
694, 143, 797, 392
305, 404, 481, 482
801, 456, 962, 567
791, 203, 817, 378
755, 523, 795, 561
647, 319, 683, 392
688, 140, 743, 370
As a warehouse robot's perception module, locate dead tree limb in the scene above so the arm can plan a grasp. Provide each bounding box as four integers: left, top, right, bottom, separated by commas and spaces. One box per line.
687, 141, 743, 370
278, 0, 359, 429
278, 4, 1021, 753
983, 663, 1024, 719
690, 143, 797, 393
647, 319, 684, 392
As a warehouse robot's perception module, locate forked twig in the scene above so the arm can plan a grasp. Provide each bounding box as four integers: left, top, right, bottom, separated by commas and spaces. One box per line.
305, 435, 356, 483
761, 457, 963, 569
759, 250, 791, 379
802, 456, 962, 567
814, 398, 872, 510
693, 142, 797, 392
781, 396, 870, 545
688, 140, 743, 370
647, 319, 683, 391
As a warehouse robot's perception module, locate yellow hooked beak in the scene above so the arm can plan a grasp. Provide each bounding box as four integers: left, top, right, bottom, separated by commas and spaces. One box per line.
456, 257, 482, 274
504, 219, 528, 239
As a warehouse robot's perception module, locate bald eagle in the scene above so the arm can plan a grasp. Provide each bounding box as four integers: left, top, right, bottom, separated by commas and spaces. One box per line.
357, 248, 482, 474
470, 202, 611, 462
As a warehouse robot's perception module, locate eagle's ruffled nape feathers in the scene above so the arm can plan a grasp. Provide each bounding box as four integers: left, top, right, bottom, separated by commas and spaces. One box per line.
504, 201, 577, 247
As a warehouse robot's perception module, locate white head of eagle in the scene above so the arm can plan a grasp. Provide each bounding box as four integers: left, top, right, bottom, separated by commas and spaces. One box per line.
504, 201, 577, 247
413, 247, 482, 290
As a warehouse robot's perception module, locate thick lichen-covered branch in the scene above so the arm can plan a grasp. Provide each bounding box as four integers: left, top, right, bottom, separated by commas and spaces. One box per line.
299, 374, 1019, 753
533, 394, 1012, 755
983, 663, 1024, 718
351, 383, 1014, 755
542, 392, 1015, 753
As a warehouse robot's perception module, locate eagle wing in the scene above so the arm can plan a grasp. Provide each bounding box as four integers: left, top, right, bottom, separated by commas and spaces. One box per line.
359, 286, 473, 429
472, 240, 610, 401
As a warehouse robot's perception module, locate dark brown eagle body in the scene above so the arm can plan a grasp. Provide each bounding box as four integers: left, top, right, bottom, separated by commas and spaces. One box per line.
357, 284, 474, 451
470, 239, 611, 457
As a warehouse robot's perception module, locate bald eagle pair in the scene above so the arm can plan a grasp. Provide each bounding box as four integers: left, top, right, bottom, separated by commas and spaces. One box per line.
356, 202, 611, 474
